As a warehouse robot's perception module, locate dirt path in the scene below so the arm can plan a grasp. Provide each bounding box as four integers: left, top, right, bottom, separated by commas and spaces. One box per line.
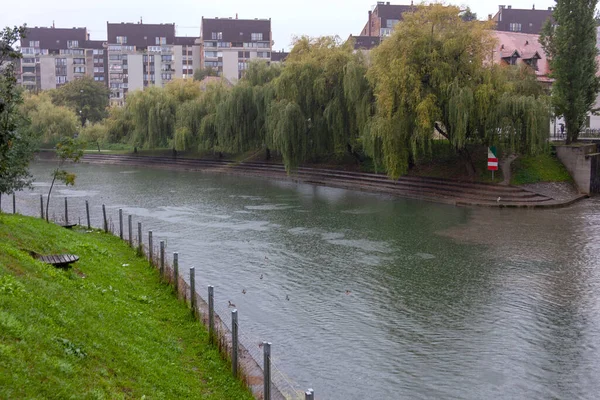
500, 154, 518, 185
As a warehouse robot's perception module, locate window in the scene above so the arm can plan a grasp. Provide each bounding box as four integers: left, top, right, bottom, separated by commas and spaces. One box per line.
386, 19, 399, 28
155, 37, 167, 45
161, 55, 173, 62
116, 36, 127, 44
217, 42, 231, 48
94, 76, 105, 82
21, 47, 35, 55
73, 58, 85, 65
67, 40, 79, 48
74, 66, 85, 73
238, 61, 248, 71
524, 58, 539, 71
29, 40, 40, 47
147, 46, 161, 53
380, 28, 392, 37
509, 23, 522, 32
108, 45, 122, 51
251, 33, 263, 41
205, 51, 219, 58
257, 51, 270, 58
143, 55, 155, 63
94, 57, 104, 64
55, 58, 67, 66
22, 66, 36, 73
22, 76, 36, 82
94, 67, 105, 73
204, 61, 222, 68
161, 73, 172, 80
109, 54, 122, 61
22, 58, 35, 64
204, 41, 216, 48
56, 76, 67, 84
211, 32, 223, 40
93, 49, 104, 55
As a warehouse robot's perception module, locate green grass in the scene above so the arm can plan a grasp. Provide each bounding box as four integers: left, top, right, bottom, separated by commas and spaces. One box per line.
0, 214, 253, 400
510, 153, 573, 186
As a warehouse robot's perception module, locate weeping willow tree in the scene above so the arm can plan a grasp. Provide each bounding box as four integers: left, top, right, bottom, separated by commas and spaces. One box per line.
369, 4, 549, 179
126, 87, 177, 148
266, 36, 372, 172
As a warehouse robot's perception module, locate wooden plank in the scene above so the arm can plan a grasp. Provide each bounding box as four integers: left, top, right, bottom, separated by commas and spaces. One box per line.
36, 254, 79, 267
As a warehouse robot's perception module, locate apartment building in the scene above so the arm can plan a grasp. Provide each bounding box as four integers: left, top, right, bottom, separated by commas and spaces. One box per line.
493, 5, 554, 34
200, 17, 272, 82
18, 26, 94, 91
106, 22, 201, 105
360, 1, 414, 38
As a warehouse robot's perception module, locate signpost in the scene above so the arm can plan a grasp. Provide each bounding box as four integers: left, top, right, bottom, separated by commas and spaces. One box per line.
488, 146, 498, 181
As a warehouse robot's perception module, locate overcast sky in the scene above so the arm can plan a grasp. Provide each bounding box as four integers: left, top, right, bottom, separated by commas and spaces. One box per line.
2, 0, 556, 50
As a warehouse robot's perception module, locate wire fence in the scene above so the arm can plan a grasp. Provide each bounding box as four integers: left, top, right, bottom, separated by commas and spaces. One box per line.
2, 193, 314, 400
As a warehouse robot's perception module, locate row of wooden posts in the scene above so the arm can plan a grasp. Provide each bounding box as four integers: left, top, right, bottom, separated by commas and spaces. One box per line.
27, 194, 316, 400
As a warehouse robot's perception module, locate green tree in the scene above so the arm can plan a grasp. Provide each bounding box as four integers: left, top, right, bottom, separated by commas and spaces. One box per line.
193, 67, 218, 81
45, 137, 85, 222
0, 25, 34, 198
21, 92, 79, 145
460, 7, 478, 22
50, 76, 110, 127
540, 0, 600, 144
369, 5, 548, 178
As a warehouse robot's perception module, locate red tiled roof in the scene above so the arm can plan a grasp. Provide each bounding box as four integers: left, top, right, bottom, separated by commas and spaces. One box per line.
491, 31, 550, 81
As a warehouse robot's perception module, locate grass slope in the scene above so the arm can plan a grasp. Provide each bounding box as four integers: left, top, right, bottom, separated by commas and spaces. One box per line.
510, 153, 573, 186
0, 214, 252, 400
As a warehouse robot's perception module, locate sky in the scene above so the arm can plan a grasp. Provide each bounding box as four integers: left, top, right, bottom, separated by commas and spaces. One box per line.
2, 0, 557, 51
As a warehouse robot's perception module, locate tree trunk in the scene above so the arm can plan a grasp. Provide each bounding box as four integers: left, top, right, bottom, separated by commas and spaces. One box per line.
457, 147, 477, 178
265, 147, 271, 161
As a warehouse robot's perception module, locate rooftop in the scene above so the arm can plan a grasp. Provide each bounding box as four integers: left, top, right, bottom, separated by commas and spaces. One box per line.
107, 22, 176, 47
201, 17, 271, 43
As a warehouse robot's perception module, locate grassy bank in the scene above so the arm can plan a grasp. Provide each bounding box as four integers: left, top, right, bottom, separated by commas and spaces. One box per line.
0, 214, 252, 400
510, 153, 573, 185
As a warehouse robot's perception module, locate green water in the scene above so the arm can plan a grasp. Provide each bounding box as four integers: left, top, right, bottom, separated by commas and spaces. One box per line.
9, 161, 600, 399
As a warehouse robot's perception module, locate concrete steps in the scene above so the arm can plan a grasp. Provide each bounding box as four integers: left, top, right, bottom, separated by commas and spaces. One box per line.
78, 154, 561, 207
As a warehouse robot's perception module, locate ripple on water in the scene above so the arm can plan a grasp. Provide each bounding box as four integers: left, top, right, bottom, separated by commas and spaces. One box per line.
245, 203, 296, 211
326, 238, 392, 253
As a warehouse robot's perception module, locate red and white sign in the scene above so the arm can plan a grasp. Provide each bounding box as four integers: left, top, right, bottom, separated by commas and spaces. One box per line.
488, 147, 498, 171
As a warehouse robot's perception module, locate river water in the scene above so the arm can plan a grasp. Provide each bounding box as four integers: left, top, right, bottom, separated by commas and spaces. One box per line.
6, 161, 600, 399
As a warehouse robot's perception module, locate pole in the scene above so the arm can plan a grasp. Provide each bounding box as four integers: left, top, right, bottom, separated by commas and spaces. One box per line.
102, 204, 107, 233
190, 267, 196, 313
64, 197, 68, 225
173, 252, 179, 293
263, 342, 271, 400
160, 240, 165, 277
208, 285, 214, 341
128, 215, 133, 247
85, 200, 90, 229
148, 230, 153, 263
40, 195, 44, 219
12, 193, 16, 214
232, 309, 238, 378
492, 170, 495, 182
119, 209, 123, 239
138, 222, 142, 252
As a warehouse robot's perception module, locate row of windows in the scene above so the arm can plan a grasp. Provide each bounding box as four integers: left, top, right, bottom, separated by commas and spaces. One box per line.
74, 66, 85, 73
204, 51, 222, 58
21, 48, 48, 55
22, 76, 36, 82
73, 58, 85, 65
60, 49, 85, 55
56, 76, 67, 84
509, 23, 522, 32
204, 61, 223, 68
22, 66, 36, 73
94, 76, 105, 82
93, 49, 104, 55
94, 67, 105, 73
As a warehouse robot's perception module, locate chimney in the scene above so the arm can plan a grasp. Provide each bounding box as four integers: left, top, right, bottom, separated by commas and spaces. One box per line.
52, 20, 55, 28
532, 4, 535, 10
236, 13, 238, 19
499, 5, 505, 10
140, 16, 143, 24
507, 5, 512, 9
548, 7, 552, 10
488, 14, 492, 20
368, 10, 372, 36
87, 33, 90, 40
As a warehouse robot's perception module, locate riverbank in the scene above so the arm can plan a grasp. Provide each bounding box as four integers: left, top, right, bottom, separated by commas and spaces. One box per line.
0, 213, 252, 399
50, 151, 588, 208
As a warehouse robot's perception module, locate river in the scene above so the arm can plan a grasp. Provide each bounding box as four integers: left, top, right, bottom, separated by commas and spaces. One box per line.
6, 161, 600, 399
